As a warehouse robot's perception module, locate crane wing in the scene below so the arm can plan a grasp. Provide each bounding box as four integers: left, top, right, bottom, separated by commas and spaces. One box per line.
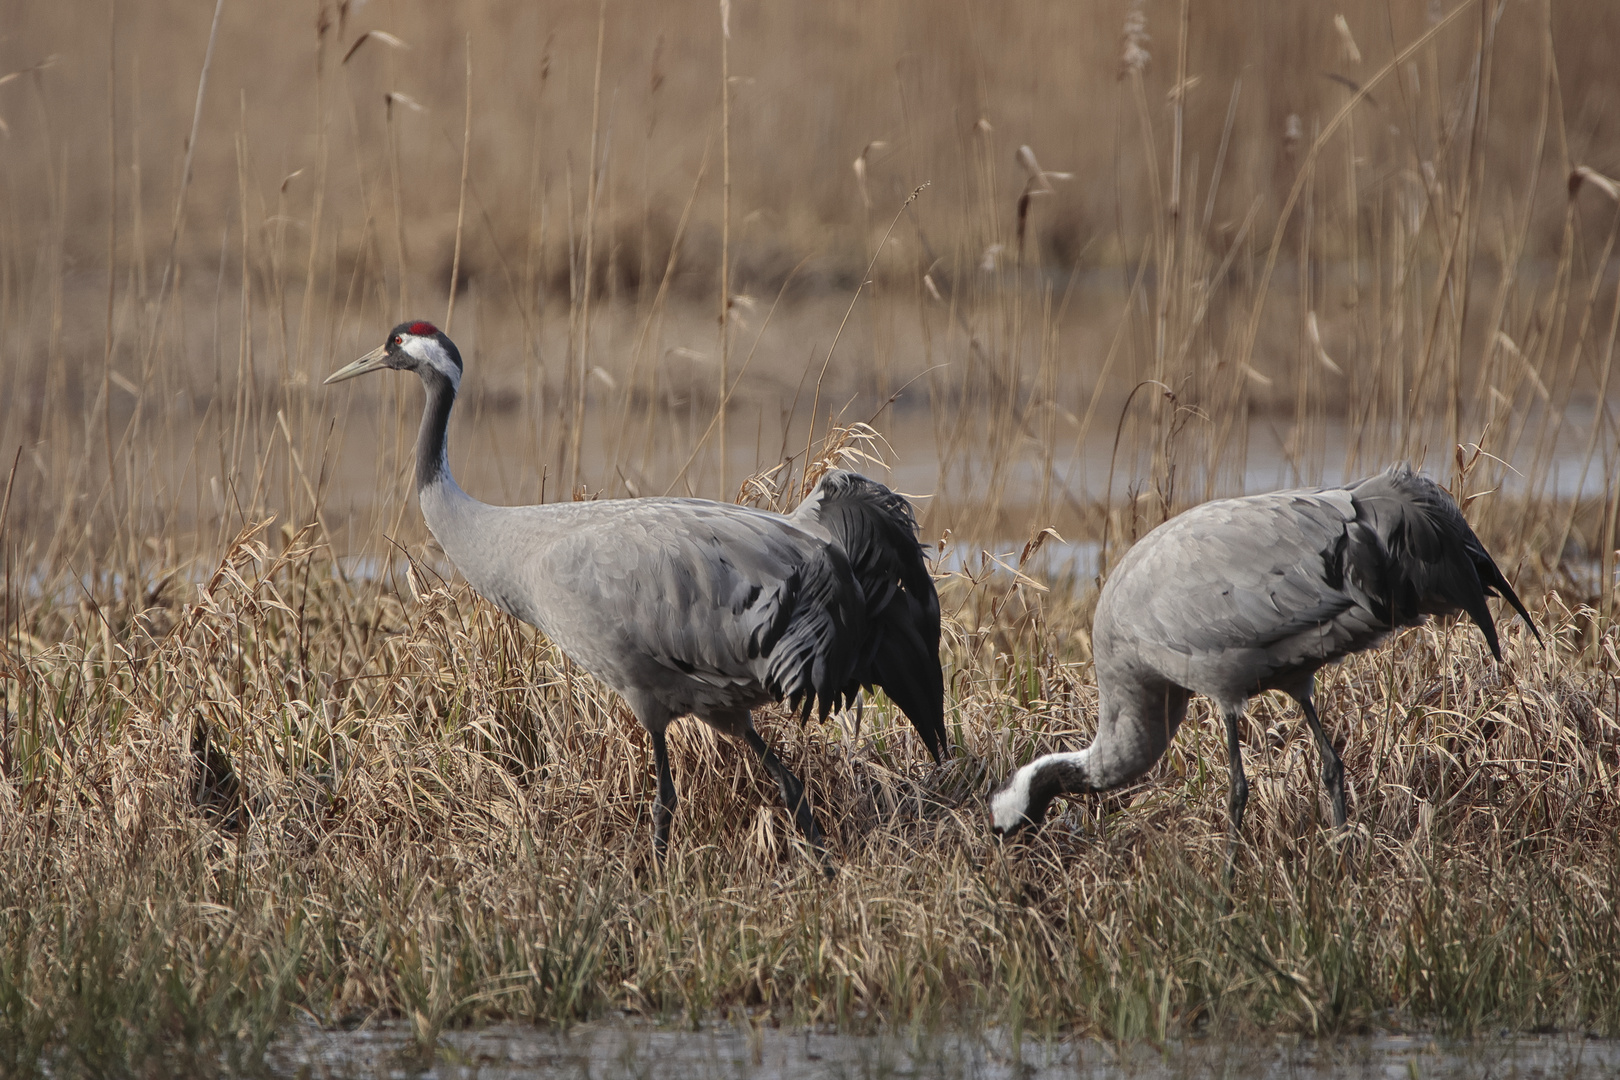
792, 471, 946, 761
489, 499, 862, 719
1099, 491, 1387, 697
1098, 466, 1535, 701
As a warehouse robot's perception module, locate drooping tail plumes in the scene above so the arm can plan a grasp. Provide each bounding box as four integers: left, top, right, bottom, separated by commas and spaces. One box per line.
1343, 465, 1539, 659
794, 471, 947, 762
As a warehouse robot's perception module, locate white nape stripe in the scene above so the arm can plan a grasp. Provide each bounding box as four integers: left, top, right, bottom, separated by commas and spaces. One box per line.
991, 750, 1089, 830
989, 764, 1036, 830
403, 335, 461, 390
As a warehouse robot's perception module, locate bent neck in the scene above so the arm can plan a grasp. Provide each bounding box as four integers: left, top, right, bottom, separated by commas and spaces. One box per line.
993, 747, 1098, 832
416, 367, 459, 495
1025, 749, 1098, 812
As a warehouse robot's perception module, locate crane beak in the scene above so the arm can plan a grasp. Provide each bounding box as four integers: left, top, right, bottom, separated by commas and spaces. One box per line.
324, 344, 391, 385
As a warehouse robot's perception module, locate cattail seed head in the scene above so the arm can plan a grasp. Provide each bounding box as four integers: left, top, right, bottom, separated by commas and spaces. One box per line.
1119, 0, 1151, 78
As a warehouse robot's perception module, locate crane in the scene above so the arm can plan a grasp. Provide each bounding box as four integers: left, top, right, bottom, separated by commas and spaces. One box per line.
328, 321, 946, 866
990, 466, 1537, 853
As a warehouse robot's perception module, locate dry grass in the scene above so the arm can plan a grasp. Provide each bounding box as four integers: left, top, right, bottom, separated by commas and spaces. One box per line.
2, 0, 1620, 1075
1, 521, 1616, 1076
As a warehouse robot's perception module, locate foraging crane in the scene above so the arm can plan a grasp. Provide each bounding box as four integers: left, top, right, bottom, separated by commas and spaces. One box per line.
991, 466, 1538, 847
327, 322, 945, 864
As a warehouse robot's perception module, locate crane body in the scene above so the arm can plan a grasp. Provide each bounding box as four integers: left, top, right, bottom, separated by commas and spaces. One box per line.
329, 322, 945, 865
991, 467, 1537, 848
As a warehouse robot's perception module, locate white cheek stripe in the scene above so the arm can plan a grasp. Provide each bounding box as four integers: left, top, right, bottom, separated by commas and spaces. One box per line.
991, 749, 1092, 830
990, 762, 1037, 830
403, 335, 461, 390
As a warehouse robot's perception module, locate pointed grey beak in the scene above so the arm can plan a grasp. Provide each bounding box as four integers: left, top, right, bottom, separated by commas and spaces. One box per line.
324, 344, 391, 385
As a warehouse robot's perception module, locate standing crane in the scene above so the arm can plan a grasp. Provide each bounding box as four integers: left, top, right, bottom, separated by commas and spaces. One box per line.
990, 466, 1537, 851
328, 322, 946, 865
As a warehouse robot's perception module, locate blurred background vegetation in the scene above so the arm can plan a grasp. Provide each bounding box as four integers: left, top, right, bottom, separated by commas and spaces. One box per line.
2, 0, 1618, 585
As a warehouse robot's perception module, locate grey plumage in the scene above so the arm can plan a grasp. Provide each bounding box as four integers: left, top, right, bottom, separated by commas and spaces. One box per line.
328, 322, 945, 865
990, 465, 1537, 848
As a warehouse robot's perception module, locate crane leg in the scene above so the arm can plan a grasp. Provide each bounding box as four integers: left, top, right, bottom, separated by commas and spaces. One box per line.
743, 728, 830, 868
1298, 697, 1347, 828
650, 728, 679, 859
1223, 709, 1249, 887
1224, 709, 1250, 838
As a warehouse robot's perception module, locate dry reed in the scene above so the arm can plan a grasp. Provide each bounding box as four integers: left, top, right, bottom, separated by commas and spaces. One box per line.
1, 0, 1619, 1075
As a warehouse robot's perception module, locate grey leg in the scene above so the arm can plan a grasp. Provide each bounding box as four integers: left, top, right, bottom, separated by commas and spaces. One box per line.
1298, 696, 1347, 828
742, 728, 830, 865
1224, 709, 1250, 839
650, 728, 679, 859
1224, 709, 1249, 887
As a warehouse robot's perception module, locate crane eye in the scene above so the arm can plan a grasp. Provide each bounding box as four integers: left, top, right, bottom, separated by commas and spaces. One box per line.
393, 335, 403, 346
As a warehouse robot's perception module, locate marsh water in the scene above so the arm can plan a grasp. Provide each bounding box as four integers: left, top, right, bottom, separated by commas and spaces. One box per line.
268, 1021, 1620, 1079
43, 281, 1610, 567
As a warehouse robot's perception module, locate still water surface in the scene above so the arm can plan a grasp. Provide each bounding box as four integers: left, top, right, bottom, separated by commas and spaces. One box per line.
269, 1020, 1620, 1079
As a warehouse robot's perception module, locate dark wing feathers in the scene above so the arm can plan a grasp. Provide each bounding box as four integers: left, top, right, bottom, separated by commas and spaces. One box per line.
1345, 465, 1538, 659
756, 548, 857, 718
673, 511, 858, 716
1472, 546, 1539, 645
742, 575, 791, 659
792, 471, 946, 762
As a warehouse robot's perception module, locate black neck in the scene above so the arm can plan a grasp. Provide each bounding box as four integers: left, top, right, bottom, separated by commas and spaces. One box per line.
1026, 757, 1093, 828
416, 367, 456, 491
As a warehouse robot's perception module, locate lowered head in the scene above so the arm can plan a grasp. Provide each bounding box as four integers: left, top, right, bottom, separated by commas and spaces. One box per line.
989, 751, 1098, 838
326, 321, 462, 389
988, 760, 1052, 839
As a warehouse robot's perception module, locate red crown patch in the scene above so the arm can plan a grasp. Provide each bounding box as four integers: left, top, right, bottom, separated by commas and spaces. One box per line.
406, 321, 438, 337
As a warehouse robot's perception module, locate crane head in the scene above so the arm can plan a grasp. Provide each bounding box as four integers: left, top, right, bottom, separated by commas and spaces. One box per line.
326, 321, 463, 389
988, 766, 1049, 839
